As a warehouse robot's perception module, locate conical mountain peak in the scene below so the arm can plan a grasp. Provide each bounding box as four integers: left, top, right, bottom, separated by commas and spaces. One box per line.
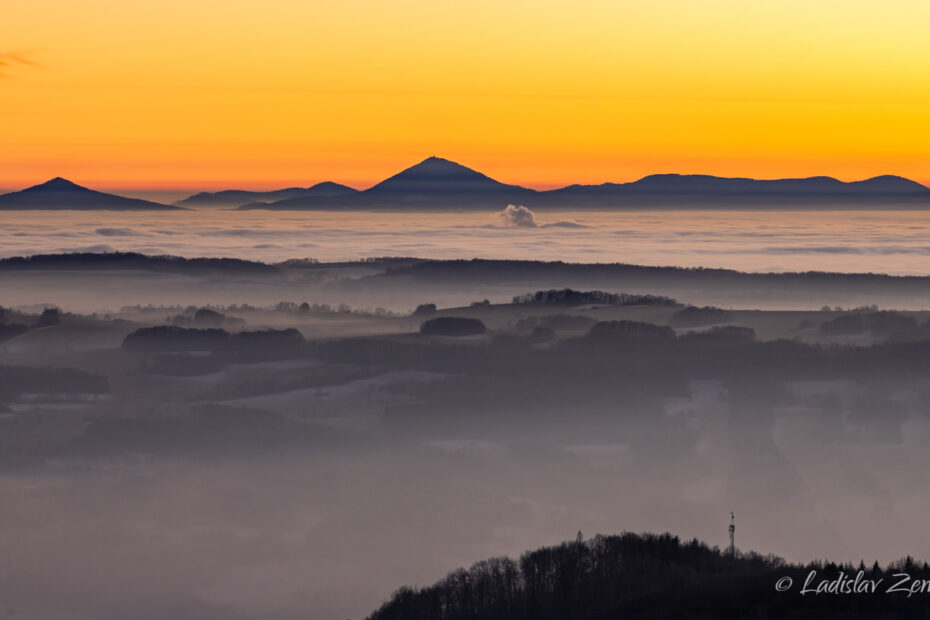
34, 177, 86, 191
366, 156, 521, 195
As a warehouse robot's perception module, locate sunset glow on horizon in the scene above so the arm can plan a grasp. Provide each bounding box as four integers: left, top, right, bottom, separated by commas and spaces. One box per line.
2, 0, 929, 190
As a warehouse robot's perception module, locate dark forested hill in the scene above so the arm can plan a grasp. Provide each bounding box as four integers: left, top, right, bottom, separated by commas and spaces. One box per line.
368, 532, 930, 619
0, 252, 279, 275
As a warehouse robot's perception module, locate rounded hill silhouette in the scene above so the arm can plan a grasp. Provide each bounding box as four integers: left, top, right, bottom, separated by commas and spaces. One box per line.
0, 178, 181, 210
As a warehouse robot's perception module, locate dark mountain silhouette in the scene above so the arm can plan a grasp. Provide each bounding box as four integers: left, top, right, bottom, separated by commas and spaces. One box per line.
0, 177, 181, 210
852, 174, 930, 193
175, 181, 358, 207
365, 156, 532, 198
239, 156, 536, 210
238, 158, 930, 210
9, 164, 928, 211
570, 173, 928, 196
540, 173, 930, 207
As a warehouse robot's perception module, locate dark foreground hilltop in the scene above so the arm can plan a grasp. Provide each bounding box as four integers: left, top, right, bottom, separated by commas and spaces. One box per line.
368, 532, 930, 620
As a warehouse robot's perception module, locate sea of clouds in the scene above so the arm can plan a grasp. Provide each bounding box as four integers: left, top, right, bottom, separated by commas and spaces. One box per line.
2, 207, 930, 274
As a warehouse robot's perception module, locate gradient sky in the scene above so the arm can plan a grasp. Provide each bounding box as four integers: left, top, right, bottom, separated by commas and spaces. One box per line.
2, 0, 929, 190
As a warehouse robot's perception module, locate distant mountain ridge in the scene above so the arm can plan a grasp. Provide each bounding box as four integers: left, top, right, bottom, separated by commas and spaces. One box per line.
239, 157, 536, 209
235, 157, 930, 210
0, 178, 181, 210
175, 181, 358, 207
550, 172, 928, 195
8, 162, 930, 211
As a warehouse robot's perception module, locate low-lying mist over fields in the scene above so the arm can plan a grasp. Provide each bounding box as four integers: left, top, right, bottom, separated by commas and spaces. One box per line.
3, 253, 930, 618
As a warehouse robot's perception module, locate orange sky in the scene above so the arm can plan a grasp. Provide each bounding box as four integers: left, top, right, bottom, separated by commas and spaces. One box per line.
1, 0, 929, 191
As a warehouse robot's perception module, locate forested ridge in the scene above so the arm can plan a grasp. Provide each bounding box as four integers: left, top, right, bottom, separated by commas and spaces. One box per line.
368, 532, 930, 619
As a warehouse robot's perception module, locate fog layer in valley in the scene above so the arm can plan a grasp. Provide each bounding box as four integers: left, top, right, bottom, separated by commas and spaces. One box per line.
3, 253, 930, 619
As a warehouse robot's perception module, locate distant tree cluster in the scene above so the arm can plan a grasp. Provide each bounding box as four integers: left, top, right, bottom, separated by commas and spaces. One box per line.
122, 326, 305, 356
275, 258, 321, 266
412, 303, 438, 317
121, 303, 188, 314
360, 256, 420, 265
822, 304, 880, 312
512, 289, 677, 307
274, 300, 396, 317
420, 317, 487, 337
123, 326, 229, 352
193, 308, 234, 327
169, 308, 246, 328
33, 307, 61, 329
0, 307, 71, 343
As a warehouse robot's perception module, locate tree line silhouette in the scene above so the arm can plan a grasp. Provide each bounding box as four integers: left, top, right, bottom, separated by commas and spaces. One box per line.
511, 289, 677, 307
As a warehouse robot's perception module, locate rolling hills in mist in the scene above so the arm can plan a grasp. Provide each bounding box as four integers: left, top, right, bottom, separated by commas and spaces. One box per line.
7, 253, 930, 619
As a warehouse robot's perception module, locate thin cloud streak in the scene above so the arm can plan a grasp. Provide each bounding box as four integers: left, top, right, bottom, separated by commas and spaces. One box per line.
0, 51, 39, 77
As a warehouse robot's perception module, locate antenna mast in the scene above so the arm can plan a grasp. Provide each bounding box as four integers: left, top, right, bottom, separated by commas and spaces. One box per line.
728, 512, 735, 558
